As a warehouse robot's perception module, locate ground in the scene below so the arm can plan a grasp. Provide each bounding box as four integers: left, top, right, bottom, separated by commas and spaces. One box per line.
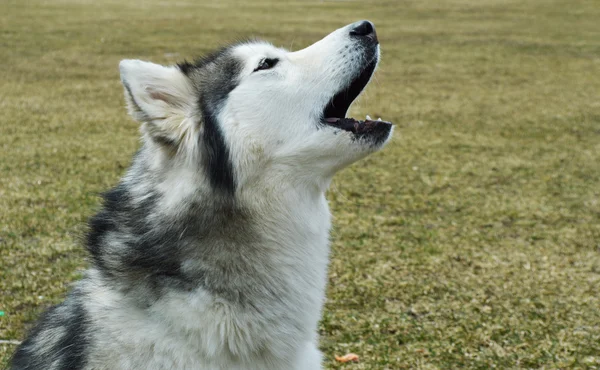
1, 0, 600, 369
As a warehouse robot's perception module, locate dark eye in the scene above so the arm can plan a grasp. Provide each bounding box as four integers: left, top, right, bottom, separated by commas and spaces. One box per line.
253, 58, 278, 72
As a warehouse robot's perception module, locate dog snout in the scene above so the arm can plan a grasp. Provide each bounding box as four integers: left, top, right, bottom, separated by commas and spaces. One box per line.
349, 20, 377, 43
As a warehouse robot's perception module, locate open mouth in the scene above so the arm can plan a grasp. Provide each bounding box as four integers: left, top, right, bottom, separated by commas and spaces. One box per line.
321, 56, 392, 135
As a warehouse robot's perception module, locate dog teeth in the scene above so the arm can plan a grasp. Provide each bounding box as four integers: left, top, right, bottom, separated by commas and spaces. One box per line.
366, 115, 372, 121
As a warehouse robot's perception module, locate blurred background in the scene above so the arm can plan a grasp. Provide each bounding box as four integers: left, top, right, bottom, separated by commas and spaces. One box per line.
1, 0, 599, 368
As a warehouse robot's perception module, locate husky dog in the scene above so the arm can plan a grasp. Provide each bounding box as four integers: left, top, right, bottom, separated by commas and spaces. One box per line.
10, 20, 392, 370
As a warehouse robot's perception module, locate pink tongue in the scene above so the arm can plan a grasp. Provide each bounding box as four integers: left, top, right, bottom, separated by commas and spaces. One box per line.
325, 117, 340, 123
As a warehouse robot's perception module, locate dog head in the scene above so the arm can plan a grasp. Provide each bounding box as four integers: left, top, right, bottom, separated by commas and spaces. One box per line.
119, 21, 392, 196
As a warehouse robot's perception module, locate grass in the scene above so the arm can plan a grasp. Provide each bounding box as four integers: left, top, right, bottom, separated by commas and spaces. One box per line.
1, 0, 600, 368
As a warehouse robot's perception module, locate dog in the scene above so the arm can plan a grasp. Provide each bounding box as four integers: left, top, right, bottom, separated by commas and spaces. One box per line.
10, 20, 392, 370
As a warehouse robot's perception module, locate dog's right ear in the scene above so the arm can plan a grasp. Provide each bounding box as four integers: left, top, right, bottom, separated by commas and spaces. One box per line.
119, 60, 196, 146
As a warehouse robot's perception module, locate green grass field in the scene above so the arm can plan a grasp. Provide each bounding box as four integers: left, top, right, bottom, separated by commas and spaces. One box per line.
1, 0, 600, 368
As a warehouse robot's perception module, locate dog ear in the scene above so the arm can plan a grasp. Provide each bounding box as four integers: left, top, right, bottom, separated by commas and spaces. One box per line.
119, 60, 196, 147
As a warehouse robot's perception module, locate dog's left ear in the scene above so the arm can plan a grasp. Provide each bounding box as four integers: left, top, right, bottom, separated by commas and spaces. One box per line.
119, 59, 196, 146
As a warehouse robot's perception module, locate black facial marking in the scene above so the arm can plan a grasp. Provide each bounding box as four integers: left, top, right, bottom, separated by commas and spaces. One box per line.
178, 46, 232, 76
185, 46, 243, 195
200, 110, 236, 194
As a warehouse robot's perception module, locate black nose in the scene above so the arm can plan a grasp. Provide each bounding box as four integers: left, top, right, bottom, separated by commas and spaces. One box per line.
350, 20, 377, 41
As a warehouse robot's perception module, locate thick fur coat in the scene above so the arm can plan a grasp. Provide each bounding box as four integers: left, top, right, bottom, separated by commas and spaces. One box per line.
10, 20, 392, 370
